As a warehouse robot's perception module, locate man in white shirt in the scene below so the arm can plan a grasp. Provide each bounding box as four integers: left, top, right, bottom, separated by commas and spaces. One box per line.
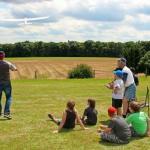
0, 51, 17, 119
117, 58, 136, 118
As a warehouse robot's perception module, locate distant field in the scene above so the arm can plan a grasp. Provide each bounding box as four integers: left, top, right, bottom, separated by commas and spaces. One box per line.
7, 57, 117, 79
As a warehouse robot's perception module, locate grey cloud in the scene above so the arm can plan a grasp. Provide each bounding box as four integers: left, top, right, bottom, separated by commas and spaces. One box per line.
64, 3, 125, 22
135, 6, 150, 15
0, 0, 51, 4
0, 22, 19, 28
48, 29, 64, 35
132, 21, 150, 31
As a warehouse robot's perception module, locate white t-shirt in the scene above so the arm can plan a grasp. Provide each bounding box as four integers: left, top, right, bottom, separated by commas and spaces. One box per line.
123, 66, 134, 87
112, 79, 124, 99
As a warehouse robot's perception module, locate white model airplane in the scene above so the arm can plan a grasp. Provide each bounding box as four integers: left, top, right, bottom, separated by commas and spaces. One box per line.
0, 16, 49, 25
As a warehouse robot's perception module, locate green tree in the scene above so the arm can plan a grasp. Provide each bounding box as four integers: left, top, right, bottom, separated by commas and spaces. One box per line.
139, 51, 150, 75
122, 42, 146, 72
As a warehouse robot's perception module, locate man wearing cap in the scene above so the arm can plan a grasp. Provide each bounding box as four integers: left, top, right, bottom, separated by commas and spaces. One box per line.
99, 106, 131, 144
0, 51, 17, 119
117, 58, 136, 118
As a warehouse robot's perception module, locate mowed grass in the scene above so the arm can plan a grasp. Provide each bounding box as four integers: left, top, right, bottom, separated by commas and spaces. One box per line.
0, 77, 149, 150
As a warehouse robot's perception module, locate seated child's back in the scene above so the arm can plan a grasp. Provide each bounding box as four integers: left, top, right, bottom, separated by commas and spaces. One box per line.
82, 99, 98, 125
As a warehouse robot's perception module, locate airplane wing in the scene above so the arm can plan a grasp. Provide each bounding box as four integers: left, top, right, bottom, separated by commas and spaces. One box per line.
26, 16, 49, 21
0, 16, 49, 22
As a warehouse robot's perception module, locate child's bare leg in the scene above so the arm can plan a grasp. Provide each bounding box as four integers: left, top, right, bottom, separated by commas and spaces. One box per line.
76, 117, 85, 125
122, 98, 128, 117
117, 108, 122, 116
48, 114, 60, 125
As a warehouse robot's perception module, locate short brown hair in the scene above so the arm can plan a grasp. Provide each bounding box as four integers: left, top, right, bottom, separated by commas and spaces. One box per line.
118, 58, 127, 64
0, 51, 5, 59
129, 101, 140, 112
67, 101, 75, 110
88, 99, 95, 108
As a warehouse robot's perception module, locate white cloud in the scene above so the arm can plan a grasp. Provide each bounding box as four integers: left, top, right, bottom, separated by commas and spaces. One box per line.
0, 0, 150, 43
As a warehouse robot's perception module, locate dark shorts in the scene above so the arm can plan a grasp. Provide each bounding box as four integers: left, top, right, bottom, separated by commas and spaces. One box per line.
56, 119, 75, 129
83, 119, 97, 125
112, 98, 122, 108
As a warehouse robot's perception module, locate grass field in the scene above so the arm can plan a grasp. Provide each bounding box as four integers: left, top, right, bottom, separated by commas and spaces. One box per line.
6, 57, 117, 79
0, 77, 149, 150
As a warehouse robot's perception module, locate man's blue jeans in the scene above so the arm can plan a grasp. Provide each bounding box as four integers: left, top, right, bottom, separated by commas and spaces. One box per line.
0, 81, 12, 115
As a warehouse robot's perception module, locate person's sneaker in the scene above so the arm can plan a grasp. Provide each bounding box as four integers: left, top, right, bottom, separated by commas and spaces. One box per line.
4, 114, 12, 120
48, 113, 54, 120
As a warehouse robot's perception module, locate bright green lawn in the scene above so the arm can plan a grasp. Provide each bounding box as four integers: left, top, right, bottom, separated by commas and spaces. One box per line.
0, 77, 149, 150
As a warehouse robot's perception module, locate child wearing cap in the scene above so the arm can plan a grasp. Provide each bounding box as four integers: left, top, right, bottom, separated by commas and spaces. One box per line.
99, 106, 131, 144
106, 70, 124, 116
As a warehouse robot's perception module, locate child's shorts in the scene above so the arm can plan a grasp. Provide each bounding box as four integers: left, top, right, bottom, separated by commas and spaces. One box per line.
112, 98, 122, 108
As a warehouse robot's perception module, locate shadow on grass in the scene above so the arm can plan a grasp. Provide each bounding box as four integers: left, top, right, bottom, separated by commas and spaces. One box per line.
130, 136, 145, 141
59, 128, 84, 133
99, 140, 128, 146
0, 118, 10, 121
47, 119, 86, 133
99, 136, 145, 146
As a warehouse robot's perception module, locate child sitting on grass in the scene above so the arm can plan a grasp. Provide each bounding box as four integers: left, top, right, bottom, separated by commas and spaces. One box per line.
99, 106, 131, 144
82, 99, 98, 125
126, 101, 150, 137
48, 100, 87, 133
106, 70, 124, 116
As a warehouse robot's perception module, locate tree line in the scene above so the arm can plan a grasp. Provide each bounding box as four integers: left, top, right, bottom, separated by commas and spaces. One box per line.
0, 40, 150, 74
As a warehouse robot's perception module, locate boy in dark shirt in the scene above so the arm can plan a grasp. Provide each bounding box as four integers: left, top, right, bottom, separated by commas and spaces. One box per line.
99, 106, 131, 144
82, 99, 98, 125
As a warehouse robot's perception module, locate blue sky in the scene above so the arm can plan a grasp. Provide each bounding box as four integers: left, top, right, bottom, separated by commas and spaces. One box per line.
0, 0, 150, 43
